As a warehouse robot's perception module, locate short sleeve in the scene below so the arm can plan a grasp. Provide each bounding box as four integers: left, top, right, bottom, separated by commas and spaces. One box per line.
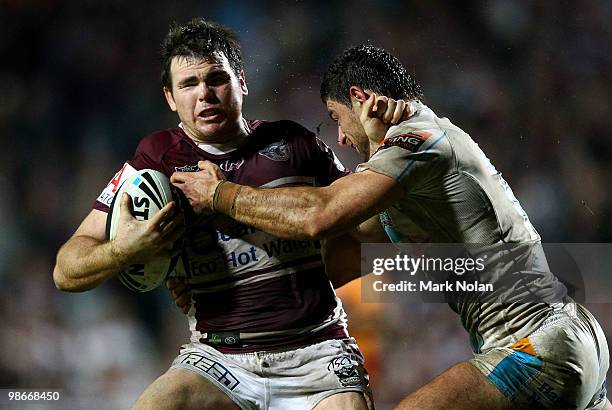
93, 138, 161, 212
356, 128, 450, 193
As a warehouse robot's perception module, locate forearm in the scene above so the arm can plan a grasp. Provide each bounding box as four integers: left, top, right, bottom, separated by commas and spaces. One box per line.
53, 235, 127, 292
208, 171, 401, 240
222, 185, 345, 240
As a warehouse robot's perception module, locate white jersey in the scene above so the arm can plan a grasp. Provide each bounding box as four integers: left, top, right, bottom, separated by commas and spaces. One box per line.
357, 101, 567, 352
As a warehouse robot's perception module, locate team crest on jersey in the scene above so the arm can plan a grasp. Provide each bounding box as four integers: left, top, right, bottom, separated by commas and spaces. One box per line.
381, 131, 432, 152
327, 356, 363, 387
258, 139, 290, 161
175, 164, 200, 172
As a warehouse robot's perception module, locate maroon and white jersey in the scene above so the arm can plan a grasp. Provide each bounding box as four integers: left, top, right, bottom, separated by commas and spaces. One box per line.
95, 120, 350, 352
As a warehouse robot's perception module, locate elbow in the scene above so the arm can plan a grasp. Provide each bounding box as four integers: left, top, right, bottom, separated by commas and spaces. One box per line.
306, 212, 339, 240
52, 264, 82, 292
52, 265, 70, 292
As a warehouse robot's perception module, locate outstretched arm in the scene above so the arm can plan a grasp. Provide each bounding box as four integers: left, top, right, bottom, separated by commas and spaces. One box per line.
171, 166, 402, 240
233, 169, 401, 239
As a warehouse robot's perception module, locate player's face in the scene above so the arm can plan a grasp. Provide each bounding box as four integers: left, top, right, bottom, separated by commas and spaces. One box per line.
164, 53, 248, 143
325, 99, 370, 159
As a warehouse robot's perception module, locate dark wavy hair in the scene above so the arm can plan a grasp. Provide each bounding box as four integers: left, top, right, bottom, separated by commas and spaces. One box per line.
161, 18, 243, 90
320, 44, 423, 106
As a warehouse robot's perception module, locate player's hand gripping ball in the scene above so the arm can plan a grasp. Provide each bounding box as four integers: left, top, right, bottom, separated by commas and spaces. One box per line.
106, 169, 182, 292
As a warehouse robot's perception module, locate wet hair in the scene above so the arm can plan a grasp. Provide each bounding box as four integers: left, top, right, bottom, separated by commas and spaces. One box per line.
320, 44, 423, 106
161, 18, 243, 89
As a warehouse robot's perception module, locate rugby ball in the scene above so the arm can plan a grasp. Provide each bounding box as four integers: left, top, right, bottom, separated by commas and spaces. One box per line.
106, 169, 178, 292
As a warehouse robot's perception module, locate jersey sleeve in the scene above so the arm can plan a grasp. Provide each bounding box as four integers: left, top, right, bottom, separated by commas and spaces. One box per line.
92, 137, 161, 212
276, 119, 350, 186
356, 126, 451, 193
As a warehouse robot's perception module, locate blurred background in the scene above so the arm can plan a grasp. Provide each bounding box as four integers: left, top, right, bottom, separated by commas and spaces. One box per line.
1, 0, 611, 408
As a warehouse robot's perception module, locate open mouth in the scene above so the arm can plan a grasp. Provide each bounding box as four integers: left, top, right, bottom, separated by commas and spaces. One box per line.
198, 108, 223, 121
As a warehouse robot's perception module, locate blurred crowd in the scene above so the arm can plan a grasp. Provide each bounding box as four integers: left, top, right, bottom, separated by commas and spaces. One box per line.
1, 0, 611, 408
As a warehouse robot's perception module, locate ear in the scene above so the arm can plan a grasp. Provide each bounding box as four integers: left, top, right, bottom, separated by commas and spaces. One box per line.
239, 70, 248, 96
349, 86, 369, 104
163, 86, 177, 112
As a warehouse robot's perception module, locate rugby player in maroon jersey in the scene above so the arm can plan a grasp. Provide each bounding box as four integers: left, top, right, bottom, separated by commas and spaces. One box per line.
53, 19, 372, 410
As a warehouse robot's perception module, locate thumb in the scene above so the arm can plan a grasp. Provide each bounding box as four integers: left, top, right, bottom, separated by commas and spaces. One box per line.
199, 160, 226, 180
119, 192, 135, 220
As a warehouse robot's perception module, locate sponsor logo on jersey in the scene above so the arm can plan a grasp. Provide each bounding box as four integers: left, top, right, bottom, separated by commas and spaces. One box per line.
327, 355, 363, 387
220, 158, 245, 172
381, 131, 432, 152
258, 139, 290, 161
97, 162, 137, 206
175, 164, 200, 172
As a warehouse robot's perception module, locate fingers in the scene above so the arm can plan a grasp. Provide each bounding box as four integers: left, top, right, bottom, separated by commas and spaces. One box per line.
166, 277, 192, 314
171, 162, 225, 188
176, 292, 192, 314
197, 160, 210, 171
161, 213, 184, 235
402, 102, 413, 121
152, 206, 185, 252
149, 201, 176, 228
198, 160, 226, 180
391, 99, 407, 124
170, 172, 185, 184
374, 96, 411, 124
361, 92, 377, 120
167, 277, 188, 295
373, 95, 388, 118
382, 98, 397, 124
166, 277, 180, 290
163, 220, 187, 244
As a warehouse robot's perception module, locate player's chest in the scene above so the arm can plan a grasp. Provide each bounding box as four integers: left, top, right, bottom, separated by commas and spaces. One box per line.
165, 140, 313, 187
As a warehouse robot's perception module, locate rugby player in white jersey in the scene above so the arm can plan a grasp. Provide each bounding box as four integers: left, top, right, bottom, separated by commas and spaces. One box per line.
53, 20, 373, 410
172, 45, 611, 409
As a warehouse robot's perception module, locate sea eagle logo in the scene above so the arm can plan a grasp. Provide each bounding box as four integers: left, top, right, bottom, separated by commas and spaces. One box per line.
258, 140, 290, 161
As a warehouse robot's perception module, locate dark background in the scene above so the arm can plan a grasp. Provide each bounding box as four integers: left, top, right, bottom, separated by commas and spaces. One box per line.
1, 1, 610, 408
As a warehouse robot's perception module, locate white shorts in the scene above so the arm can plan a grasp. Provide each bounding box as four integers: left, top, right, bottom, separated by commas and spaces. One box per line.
170, 338, 371, 410
471, 303, 609, 409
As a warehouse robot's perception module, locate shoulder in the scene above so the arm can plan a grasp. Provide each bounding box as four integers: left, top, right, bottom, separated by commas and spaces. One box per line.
135, 128, 185, 157
382, 129, 447, 153
379, 106, 452, 159
250, 119, 314, 141
363, 124, 452, 179
247, 119, 322, 160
